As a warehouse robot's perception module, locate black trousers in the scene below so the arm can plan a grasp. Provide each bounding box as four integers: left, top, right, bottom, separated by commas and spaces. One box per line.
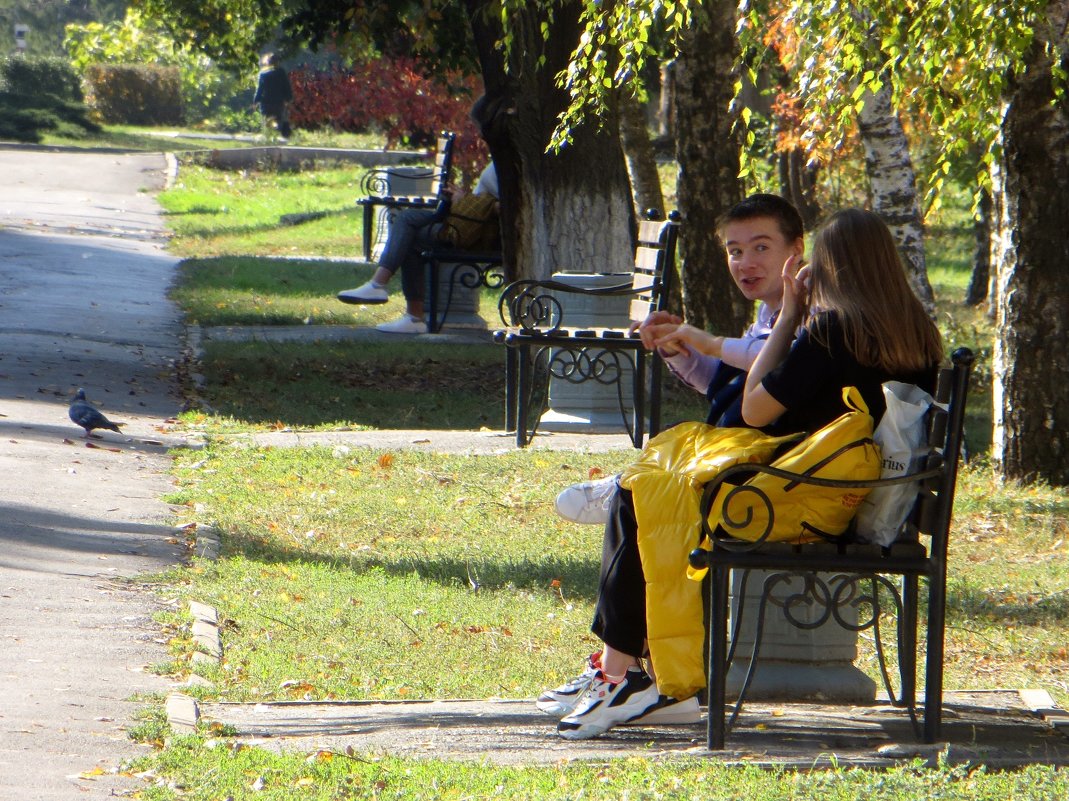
590, 486, 647, 658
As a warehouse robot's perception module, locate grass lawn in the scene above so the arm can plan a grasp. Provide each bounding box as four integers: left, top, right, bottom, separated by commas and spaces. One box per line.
128, 153, 1069, 797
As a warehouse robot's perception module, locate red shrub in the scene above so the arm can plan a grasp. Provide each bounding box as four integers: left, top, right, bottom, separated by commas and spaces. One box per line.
289, 58, 489, 183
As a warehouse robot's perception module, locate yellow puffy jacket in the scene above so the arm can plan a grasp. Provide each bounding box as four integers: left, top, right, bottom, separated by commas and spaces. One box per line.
617, 388, 879, 700
618, 422, 796, 700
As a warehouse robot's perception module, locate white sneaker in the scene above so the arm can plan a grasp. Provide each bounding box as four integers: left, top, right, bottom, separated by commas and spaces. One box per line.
554, 475, 618, 525
537, 652, 700, 726
338, 280, 389, 304
557, 667, 660, 740
629, 694, 701, 725
536, 652, 602, 716
376, 315, 428, 334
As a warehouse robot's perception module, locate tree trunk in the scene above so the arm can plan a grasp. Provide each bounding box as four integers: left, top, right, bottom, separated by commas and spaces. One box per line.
657, 61, 675, 141
777, 148, 821, 231
993, 4, 1069, 486
986, 154, 1007, 321
964, 185, 992, 307
856, 81, 936, 313
619, 92, 666, 220
465, 1, 634, 282
672, 1, 748, 335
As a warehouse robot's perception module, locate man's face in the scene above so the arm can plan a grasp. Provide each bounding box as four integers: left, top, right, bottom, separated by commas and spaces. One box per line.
723, 217, 802, 308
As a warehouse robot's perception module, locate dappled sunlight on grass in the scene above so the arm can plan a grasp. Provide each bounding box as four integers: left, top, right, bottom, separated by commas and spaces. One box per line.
166, 446, 632, 703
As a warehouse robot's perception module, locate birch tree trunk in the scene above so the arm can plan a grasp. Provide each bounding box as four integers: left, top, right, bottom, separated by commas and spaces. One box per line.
993, 2, 1069, 485
620, 93, 666, 219
465, 1, 634, 281
857, 81, 936, 312
672, 0, 748, 335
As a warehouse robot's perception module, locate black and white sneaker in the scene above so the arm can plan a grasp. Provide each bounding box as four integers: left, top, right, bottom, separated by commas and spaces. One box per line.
557, 667, 661, 740
536, 651, 602, 716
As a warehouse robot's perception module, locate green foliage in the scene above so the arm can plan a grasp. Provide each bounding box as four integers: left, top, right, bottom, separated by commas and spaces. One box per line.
131, 0, 477, 76
496, 0, 695, 151
1, 54, 84, 101
84, 63, 183, 125
0, 55, 100, 142
737, 0, 1049, 208
65, 9, 255, 126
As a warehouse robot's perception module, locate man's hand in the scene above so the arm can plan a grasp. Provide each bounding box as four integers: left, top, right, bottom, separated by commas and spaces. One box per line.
632, 310, 683, 352
654, 324, 725, 358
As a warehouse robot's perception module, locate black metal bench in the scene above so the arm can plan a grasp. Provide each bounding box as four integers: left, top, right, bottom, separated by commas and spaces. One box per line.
688, 347, 975, 749
356, 131, 455, 261
493, 211, 680, 448
419, 247, 505, 333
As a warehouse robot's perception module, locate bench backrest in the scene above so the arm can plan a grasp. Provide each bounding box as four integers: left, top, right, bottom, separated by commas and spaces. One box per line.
428, 131, 456, 200
497, 210, 680, 334
629, 212, 680, 325
905, 347, 974, 555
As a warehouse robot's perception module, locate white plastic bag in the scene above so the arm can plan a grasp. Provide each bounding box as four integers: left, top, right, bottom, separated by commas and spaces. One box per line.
855, 381, 934, 546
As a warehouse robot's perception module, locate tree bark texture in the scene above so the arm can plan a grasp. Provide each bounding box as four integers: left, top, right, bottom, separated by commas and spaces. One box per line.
777, 148, 821, 231
657, 61, 675, 140
672, 1, 748, 335
993, 5, 1069, 486
619, 92, 666, 220
465, 1, 634, 282
856, 81, 936, 312
964, 185, 992, 307
986, 154, 1007, 321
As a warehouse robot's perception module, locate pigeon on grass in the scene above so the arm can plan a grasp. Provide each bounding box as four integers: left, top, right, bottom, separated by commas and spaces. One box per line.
69, 388, 124, 438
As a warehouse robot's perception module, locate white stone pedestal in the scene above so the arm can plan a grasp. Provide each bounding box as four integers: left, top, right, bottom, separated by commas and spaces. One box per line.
425, 263, 486, 330
537, 272, 637, 434
726, 569, 878, 702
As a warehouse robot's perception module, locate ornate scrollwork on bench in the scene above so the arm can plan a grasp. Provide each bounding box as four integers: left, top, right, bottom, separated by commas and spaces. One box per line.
493, 211, 681, 448
421, 249, 505, 333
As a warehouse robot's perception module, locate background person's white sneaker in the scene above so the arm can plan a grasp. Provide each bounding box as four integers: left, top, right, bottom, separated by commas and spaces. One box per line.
554, 475, 619, 524
338, 280, 388, 304
376, 315, 428, 334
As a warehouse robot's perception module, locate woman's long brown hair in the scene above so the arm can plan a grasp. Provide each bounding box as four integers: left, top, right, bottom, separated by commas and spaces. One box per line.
807, 208, 943, 372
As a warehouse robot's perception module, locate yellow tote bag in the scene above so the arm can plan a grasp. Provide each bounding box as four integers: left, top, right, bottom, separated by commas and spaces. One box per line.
707, 386, 881, 545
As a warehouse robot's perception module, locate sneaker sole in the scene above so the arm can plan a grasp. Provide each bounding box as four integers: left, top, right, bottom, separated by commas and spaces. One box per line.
338, 296, 388, 305
624, 696, 701, 726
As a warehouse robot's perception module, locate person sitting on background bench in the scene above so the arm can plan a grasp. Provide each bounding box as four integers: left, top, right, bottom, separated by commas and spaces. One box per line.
337, 162, 499, 334
544, 207, 944, 741
555, 193, 804, 525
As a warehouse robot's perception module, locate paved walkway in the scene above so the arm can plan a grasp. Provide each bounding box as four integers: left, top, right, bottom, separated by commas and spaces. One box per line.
0, 147, 191, 800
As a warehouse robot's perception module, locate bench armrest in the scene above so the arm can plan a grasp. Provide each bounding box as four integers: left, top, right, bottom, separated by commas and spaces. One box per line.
695, 460, 943, 554
496, 277, 657, 331
359, 166, 440, 200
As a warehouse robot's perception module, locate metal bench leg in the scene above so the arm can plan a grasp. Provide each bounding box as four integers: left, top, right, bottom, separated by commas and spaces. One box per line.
505, 347, 517, 433
426, 258, 442, 333
362, 204, 374, 261
632, 352, 646, 448
516, 346, 531, 447
649, 357, 664, 438
900, 575, 919, 713
709, 562, 731, 749
924, 573, 947, 742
